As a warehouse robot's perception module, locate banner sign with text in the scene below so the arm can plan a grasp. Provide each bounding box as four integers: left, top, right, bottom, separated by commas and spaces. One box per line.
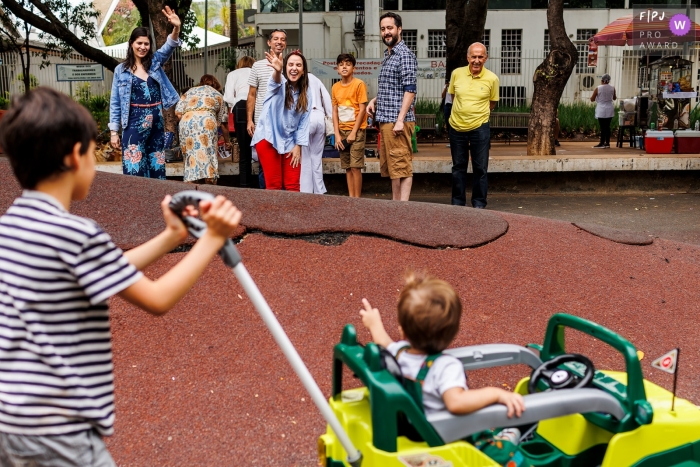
56, 64, 104, 82
311, 58, 448, 81
632, 5, 697, 50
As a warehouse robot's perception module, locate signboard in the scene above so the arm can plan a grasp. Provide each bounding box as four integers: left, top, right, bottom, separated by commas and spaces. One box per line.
632, 5, 697, 50
56, 64, 104, 82
311, 58, 447, 80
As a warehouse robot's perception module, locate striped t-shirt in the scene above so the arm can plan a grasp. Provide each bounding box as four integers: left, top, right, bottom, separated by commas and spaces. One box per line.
0, 191, 142, 436
248, 59, 275, 124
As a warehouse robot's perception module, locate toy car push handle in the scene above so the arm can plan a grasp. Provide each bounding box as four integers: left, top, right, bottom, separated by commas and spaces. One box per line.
168, 191, 241, 268
233, 265, 363, 467
168, 191, 362, 467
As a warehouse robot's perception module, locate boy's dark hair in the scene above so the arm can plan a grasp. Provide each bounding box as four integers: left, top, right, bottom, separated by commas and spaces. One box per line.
380, 11, 402, 28
397, 272, 462, 354
337, 53, 356, 66
0, 87, 97, 189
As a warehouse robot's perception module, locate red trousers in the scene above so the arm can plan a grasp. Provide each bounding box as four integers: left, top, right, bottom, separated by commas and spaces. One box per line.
255, 139, 301, 192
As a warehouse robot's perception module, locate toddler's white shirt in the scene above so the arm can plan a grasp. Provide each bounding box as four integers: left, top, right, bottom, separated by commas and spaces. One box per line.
388, 340, 468, 414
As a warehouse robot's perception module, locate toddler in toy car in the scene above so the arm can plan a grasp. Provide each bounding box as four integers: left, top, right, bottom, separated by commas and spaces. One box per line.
360, 272, 526, 466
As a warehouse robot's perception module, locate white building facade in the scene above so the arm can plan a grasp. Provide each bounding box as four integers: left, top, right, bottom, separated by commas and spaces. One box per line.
251, 0, 700, 104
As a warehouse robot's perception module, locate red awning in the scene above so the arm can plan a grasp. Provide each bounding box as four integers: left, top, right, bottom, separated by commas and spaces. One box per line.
589, 14, 700, 46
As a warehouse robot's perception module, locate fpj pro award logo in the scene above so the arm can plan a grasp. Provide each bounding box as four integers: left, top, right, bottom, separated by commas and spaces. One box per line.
634, 6, 696, 49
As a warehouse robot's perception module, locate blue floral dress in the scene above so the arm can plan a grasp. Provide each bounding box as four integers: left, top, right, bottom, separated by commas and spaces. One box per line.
121, 75, 166, 179
176, 85, 227, 182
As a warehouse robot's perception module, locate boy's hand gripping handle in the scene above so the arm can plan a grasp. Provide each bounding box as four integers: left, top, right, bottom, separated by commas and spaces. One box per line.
168, 190, 242, 268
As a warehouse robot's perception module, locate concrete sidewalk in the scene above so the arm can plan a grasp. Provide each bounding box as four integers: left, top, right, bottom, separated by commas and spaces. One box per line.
95, 141, 700, 176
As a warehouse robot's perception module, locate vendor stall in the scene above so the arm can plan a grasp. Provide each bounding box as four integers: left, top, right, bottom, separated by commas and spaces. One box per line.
647, 56, 696, 130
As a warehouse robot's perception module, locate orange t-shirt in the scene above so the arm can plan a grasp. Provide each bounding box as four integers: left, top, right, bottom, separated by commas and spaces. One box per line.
331, 78, 368, 131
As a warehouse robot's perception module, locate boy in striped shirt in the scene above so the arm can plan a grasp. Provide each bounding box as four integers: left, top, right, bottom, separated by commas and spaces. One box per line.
0, 88, 241, 466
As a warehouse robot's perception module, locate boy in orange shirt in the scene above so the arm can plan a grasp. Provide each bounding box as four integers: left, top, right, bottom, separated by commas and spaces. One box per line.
332, 54, 368, 197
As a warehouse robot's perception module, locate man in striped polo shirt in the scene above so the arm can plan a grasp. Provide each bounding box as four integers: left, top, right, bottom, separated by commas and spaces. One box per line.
246, 29, 287, 188
0, 88, 241, 466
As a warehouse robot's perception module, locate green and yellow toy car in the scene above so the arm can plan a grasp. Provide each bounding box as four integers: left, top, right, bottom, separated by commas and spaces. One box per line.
318, 313, 700, 467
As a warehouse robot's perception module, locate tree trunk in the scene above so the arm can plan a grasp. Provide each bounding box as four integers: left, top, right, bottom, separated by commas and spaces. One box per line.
445, 0, 488, 80
22, 21, 30, 95
230, 0, 238, 47
527, 0, 577, 155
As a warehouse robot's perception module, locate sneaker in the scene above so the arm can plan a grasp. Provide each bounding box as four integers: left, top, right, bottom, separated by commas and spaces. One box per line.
603, 144, 610, 148
554, 139, 561, 147
592, 144, 606, 148
446, 144, 451, 148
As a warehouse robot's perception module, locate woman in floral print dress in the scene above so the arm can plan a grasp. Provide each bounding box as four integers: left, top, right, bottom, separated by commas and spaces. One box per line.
176, 75, 230, 184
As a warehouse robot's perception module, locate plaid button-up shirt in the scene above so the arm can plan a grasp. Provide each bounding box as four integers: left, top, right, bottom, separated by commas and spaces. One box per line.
376, 40, 417, 123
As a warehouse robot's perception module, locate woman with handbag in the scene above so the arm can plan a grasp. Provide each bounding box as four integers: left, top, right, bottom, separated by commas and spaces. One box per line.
175, 74, 230, 184
300, 73, 333, 194
224, 56, 255, 187
108, 7, 181, 179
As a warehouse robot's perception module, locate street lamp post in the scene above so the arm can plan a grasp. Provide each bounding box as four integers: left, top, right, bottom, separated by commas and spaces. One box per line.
204, 0, 209, 74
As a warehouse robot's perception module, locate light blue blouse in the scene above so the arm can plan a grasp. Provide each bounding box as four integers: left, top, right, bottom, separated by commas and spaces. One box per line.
251, 75, 310, 153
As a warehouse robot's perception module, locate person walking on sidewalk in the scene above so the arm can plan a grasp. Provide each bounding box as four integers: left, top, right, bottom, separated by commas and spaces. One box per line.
366, 12, 418, 201
447, 42, 499, 209
591, 74, 616, 149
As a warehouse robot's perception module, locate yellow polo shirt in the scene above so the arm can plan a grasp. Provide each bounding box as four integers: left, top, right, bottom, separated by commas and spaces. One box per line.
448, 66, 499, 132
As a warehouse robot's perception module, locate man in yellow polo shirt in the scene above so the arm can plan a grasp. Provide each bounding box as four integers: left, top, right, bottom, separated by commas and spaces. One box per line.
447, 42, 499, 208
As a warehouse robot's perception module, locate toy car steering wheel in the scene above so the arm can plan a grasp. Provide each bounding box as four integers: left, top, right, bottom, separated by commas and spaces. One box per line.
528, 354, 595, 394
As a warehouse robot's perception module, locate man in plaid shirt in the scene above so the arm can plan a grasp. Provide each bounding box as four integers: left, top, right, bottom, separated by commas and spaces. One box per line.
367, 12, 417, 201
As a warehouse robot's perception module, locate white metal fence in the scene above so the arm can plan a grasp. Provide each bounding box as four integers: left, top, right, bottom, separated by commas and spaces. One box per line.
2, 46, 698, 106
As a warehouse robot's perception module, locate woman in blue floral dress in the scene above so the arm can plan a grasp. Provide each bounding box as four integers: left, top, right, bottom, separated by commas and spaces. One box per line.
108, 7, 181, 179
175, 75, 230, 184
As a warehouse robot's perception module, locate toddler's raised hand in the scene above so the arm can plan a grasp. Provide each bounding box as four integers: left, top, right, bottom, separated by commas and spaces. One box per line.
199, 195, 242, 242
359, 298, 382, 330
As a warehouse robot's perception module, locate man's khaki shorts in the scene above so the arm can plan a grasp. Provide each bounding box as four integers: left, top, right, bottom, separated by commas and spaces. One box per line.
379, 122, 414, 179
338, 128, 366, 169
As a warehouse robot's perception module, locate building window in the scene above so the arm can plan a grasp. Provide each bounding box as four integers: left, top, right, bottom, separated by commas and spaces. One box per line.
499, 86, 526, 107
428, 30, 446, 58
543, 29, 550, 55
576, 29, 597, 73
402, 30, 417, 55
259, 0, 323, 12
383, 0, 399, 10
483, 29, 490, 53
329, 0, 359, 11
501, 29, 522, 74
402, 0, 446, 9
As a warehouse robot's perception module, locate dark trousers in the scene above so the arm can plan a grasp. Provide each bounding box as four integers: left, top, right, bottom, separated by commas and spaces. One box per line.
444, 103, 453, 134
449, 123, 490, 208
598, 117, 612, 146
233, 100, 253, 187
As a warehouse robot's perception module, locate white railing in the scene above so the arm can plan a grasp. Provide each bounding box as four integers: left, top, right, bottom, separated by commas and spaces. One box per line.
2, 46, 697, 105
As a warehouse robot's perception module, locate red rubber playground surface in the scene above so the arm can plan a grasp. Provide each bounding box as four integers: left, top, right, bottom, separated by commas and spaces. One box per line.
1, 161, 699, 466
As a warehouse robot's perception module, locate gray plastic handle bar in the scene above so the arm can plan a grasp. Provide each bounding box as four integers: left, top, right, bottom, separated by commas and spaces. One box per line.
168, 190, 242, 268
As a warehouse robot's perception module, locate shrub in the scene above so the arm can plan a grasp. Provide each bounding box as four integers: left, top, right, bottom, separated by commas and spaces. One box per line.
76, 93, 111, 141
414, 98, 444, 134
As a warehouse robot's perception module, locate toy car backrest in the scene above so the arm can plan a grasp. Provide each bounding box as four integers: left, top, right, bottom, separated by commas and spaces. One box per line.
333, 326, 445, 452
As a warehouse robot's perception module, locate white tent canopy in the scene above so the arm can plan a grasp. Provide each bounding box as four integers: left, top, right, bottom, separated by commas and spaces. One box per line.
99, 26, 230, 55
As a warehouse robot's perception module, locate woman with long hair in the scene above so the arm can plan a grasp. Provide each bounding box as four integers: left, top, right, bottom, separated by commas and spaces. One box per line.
250, 50, 310, 191
176, 74, 230, 185
108, 7, 181, 179
224, 55, 256, 187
